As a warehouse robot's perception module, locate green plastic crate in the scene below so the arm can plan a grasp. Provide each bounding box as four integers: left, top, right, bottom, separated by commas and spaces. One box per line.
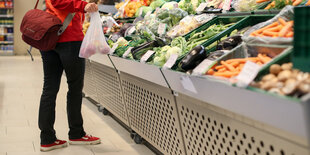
204, 15, 274, 49
183, 16, 246, 40
293, 6, 310, 72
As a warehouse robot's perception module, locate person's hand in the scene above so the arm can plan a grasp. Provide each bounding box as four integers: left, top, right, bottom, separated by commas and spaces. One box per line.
85, 3, 98, 12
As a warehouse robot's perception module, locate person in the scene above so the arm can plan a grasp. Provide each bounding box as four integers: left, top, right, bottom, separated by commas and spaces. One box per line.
39, 0, 100, 152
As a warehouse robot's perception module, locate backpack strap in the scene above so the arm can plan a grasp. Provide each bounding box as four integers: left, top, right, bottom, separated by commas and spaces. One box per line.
57, 13, 76, 36
34, 0, 40, 9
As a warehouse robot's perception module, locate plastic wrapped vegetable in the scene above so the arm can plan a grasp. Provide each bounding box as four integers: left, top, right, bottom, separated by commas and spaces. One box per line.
233, 0, 257, 11
135, 6, 153, 17
150, 0, 166, 10
161, 1, 178, 10
167, 14, 215, 38
178, 0, 195, 14
169, 8, 188, 27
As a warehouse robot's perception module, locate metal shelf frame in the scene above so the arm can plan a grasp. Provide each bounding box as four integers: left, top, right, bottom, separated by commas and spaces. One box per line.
83, 54, 310, 155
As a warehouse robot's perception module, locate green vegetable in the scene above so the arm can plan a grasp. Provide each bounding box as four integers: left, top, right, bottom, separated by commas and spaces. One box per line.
157, 9, 170, 20
171, 36, 187, 53
169, 8, 188, 27
161, 1, 177, 10
178, 0, 195, 15
150, 0, 166, 10
115, 37, 128, 46
186, 23, 234, 50
114, 39, 146, 57
135, 6, 154, 17
166, 46, 182, 60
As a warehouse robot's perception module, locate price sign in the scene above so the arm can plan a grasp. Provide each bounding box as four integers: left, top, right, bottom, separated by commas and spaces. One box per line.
122, 47, 133, 58
196, 2, 208, 13
158, 23, 167, 36
128, 26, 136, 35
192, 59, 217, 76
145, 11, 152, 17
109, 43, 119, 54
173, 3, 178, 8
181, 76, 197, 94
236, 61, 261, 88
163, 54, 178, 69
139, 8, 143, 17
140, 50, 155, 63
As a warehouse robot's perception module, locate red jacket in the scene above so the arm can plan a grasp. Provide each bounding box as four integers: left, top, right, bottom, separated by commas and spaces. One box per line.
46, 0, 88, 42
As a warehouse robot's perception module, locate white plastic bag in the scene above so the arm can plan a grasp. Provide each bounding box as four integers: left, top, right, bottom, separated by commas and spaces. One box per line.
79, 12, 111, 58
242, 6, 294, 45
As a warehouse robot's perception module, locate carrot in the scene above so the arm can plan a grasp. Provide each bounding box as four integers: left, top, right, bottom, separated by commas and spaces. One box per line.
266, 25, 283, 32
225, 57, 259, 63
230, 61, 240, 67
250, 31, 259, 36
207, 69, 215, 75
293, 0, 302, 5
213, 71, 240, 78
215, 65, 225, 70
306, 0, 310, 5
262, 31, 278, 36
252, 22, 278, 35
258, 54, 271, 64
278, 18, 287, 26
279, 21, 293, 37
286, 31, 294, 37
218, 68, 227, 72
270, 1, 276, 6
256, 0, 269, 3
264, 3, 272, 9
221, 61, 237, 72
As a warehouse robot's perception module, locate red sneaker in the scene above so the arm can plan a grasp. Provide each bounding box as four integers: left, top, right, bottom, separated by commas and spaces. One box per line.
40, 139, 68, 152
69, 134, 101, 145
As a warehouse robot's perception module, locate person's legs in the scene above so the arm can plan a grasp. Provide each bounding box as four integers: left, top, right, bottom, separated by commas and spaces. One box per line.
55, 41, 86, 139
39, 50, 63, 145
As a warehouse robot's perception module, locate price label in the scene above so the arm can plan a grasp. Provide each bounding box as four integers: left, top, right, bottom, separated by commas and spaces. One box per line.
181, 76, 197, 94
140, 50, 155, 63
196, 2, 208, 13
158, 23, 167, 36
173, 3, 178, 8
192, 59, 216, 76
122, 47, 133, 58
222, 0, 232, 11
163, 54, 178, 69
109, 43, 119, 54
194, 14, 214, 23
236, 61, 261, 88
145, 11, 152, 17
128, 26, 136, 35
139, 8, 143, 17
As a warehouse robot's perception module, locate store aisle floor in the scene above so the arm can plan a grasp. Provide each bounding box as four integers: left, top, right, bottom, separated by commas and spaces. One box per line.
0, 56, 154, 155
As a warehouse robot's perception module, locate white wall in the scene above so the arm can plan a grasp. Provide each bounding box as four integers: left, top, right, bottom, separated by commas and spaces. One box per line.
14, 0, 43, 55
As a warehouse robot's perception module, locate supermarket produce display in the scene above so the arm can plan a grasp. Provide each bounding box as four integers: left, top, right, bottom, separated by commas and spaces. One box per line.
82, 1, 310, 154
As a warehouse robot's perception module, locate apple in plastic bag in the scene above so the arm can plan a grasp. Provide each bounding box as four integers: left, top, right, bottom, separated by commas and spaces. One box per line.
99, 46, 111, 54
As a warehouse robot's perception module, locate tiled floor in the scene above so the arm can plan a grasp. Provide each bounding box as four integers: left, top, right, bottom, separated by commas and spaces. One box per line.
0, 56, 155, 155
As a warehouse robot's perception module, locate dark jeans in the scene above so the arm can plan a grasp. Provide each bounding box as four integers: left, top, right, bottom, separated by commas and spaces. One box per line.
39, 41, 86, 145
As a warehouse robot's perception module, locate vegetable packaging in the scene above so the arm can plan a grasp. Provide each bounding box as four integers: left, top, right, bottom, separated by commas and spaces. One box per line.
233, 0, 257, 12
242, 6, 294, 45
167, 14, 215, 38
150, 0, 166, 10
80, 12, 111, 58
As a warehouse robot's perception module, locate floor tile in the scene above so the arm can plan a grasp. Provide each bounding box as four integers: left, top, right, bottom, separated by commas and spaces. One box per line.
0, 56, 154, 155
0, 141, 34, 152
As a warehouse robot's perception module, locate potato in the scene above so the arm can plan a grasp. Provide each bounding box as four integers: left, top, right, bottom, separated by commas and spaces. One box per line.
262, 74, 276, 82
297, 83, 310, 94
278, 70, 292, 82
281, 63, 293, 70
282, 78, 298, 95
269, 64, 282, 75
